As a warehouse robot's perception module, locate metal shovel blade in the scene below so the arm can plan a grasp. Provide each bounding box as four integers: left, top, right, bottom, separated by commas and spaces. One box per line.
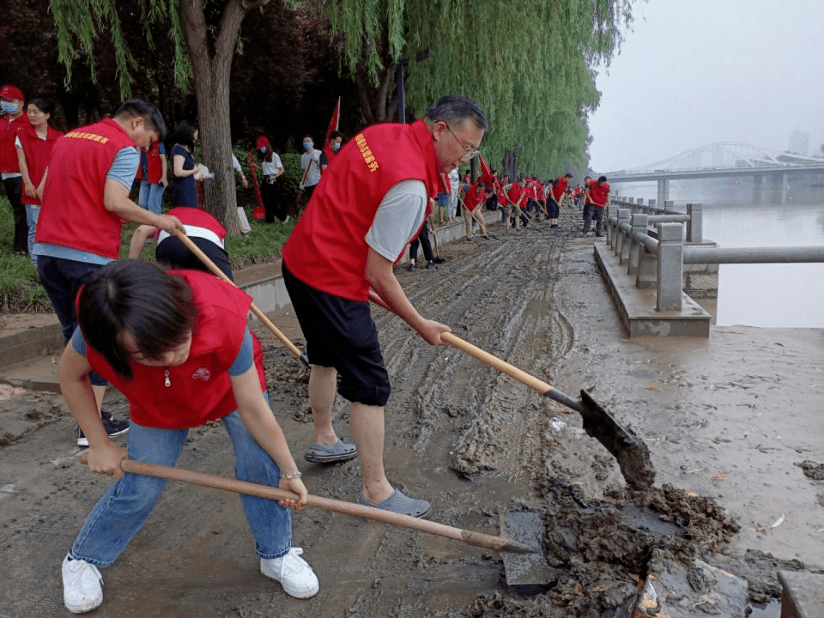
500, 511, 559, 587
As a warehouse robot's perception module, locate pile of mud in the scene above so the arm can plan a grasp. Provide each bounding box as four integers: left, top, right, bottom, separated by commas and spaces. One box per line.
466, 481, 815, 617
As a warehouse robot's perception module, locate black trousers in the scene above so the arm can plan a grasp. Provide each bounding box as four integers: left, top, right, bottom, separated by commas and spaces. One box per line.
3, 177, 28, 254
409, 224, 434, 263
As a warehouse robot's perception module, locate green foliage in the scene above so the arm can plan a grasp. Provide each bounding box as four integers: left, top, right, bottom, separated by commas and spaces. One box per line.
279, 153, 305, 206
0, 197, 51, 312
49, 0, 191, 99
321, 0, 637, 177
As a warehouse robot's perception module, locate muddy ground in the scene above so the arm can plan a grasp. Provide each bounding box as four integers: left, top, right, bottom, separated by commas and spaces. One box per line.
1, 217, 823, 617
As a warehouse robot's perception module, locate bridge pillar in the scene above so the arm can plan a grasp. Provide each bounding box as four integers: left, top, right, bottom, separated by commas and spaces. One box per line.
752, 173, 766, 203
657, 178, 669, 205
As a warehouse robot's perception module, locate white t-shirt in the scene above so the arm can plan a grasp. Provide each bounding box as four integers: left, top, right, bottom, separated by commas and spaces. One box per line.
262, 153, 283, 177
365, 180, 428, 261
300, 150, 322, 187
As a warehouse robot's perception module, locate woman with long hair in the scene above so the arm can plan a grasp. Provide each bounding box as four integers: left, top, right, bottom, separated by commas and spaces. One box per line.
15, 97, 62, 263
169, 120, 200, 208
256, 136, 288, 223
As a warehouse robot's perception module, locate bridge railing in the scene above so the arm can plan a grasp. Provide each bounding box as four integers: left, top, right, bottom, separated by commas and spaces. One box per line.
604, 203, 824, 312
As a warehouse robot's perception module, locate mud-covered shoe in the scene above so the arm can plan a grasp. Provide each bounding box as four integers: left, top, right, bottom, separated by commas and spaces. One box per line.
62, 554, 103, 614
260, 547, 319, 599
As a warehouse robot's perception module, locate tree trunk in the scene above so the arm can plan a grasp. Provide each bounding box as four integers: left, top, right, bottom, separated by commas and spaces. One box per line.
179, 0, 269, 234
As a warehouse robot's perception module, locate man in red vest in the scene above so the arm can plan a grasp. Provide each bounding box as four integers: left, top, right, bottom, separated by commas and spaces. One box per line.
584, 175, 611, 236
34, 99, 185, 446
282, 95, 488, 519
549, 172, 573, 229
0, 84, 30, 256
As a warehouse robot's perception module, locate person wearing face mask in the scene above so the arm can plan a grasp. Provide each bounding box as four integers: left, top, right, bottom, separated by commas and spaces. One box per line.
281, 95, 487, 520
256, 136, 288, 223
0, 84, 30, 256
319, 130, 345, 173
299, 135, 322, 201
14, 98, 62, 264
34, 99, 185, 447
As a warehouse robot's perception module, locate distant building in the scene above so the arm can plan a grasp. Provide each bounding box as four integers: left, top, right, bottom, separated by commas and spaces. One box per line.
788, 130, 809, 156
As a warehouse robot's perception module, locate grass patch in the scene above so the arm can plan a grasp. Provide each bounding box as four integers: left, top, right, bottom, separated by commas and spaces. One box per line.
0, 195, 288, 314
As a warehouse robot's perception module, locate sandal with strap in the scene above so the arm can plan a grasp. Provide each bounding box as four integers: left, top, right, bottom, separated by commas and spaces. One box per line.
357, 489, 432, 519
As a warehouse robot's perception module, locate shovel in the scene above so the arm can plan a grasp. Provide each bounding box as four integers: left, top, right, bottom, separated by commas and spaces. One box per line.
171, 230, 309, 366
78, 453, 534, 555
367, 289, 655, 491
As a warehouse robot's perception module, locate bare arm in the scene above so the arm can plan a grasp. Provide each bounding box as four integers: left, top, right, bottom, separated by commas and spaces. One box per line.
128, 224, 159, 258
173, 153, 199, 178
230, 367, 308, 509
104, 178, 185, 233
59, 344, 127, 477
365, 248, 451, 345
16, 146, 36, 199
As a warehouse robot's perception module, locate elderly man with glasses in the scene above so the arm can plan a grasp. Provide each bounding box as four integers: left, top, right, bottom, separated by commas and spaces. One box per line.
281, 95, 488, 519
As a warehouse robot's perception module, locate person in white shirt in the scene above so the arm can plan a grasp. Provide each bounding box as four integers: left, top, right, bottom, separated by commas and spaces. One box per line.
299, 135, 322, 201
256, 137, 288, 224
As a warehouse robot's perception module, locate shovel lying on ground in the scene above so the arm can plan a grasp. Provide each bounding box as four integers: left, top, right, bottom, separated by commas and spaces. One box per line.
171, 230, 309, 367
78, 453, 534, 555
367, 289, 655, 491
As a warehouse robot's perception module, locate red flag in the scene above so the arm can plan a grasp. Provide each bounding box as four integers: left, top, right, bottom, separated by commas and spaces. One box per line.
479, 153, 493, 187
322, 97, 341, 167
247, 151, 265, 219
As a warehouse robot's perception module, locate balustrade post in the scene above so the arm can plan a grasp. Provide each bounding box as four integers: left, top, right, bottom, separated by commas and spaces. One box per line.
614, 209, 631, 256
628, 214, 648, 276
686, 203, 703, 243
656, 222, 684, 311
664, 200, 674, 213
647, 199, 656, 216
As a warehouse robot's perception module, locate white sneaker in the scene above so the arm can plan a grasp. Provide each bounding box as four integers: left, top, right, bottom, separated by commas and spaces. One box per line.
260, 547, 319, 599
62, 554, 103, 614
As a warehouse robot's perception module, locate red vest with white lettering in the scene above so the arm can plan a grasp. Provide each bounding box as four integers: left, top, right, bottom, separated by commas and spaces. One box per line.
16, 122, 63, 205
282, 119, 440, 301
84, 271, 266, 430
36, 118, 137, 259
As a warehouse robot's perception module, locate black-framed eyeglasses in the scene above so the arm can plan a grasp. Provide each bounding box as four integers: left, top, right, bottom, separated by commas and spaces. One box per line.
441, 122, 480, 160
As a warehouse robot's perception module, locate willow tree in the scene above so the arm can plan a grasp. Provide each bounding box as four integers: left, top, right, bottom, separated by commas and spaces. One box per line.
49, 0, 274, 233
321, 0, 635, 177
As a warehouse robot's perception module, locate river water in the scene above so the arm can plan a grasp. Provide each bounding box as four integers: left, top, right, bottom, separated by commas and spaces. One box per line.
614, 179, 824, 328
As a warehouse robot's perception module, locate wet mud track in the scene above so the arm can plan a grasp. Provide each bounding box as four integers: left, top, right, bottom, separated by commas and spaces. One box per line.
1, 217, 823, 617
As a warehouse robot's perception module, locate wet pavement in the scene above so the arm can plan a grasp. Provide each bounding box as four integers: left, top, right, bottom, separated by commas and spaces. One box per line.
1, 217, 822, 617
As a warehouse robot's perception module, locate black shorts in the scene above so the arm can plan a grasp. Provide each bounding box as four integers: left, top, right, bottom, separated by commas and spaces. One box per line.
156, 236, 234, 281
547, 198, 560, 219
282, 263, 390, 406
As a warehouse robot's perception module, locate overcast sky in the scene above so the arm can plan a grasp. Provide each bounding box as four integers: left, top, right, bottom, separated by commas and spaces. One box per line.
588, 0, 824, 173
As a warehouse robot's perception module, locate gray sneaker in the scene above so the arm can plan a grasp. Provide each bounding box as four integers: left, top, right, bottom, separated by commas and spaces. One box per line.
62, 554, 103, 614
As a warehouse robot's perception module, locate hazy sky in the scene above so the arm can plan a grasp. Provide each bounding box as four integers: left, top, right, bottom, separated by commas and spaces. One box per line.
588, 0, 824, 173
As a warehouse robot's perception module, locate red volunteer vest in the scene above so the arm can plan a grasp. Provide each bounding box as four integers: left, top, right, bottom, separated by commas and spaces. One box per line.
140, 141, 165, 183
589, 182, 610, 207
464, 184, 485, 211
16, 123, 63, 205
507, 184, 524, 205
552, 177, 568, 201
85, 271, 266, 429
36, 118, 137, 259
0, 113, 29, 174
283, 119, 440, 301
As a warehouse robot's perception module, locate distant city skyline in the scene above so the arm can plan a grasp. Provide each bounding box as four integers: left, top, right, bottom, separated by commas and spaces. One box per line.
588, 0, 824, 173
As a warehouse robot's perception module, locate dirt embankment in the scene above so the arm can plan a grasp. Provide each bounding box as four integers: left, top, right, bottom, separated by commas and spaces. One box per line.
1, 218, 822, 617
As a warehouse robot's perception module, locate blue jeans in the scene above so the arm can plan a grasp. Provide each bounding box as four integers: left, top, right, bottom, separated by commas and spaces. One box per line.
70, 408, 292, 567
25, 204, 39, 263
138, 181, 165, 215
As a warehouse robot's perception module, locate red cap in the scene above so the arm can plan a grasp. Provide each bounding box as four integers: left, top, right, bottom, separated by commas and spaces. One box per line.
0, 85, 24, 101
255, 136, 270, 150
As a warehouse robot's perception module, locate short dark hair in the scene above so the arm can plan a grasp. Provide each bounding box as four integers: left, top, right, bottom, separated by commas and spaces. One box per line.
329, 130, 344, 141
564, 173, 573, 178
77, 260, 195, 379
598, 175, 607, 182
425, 95, 489, 133
170, 120, 198, 150
115, 99, 167, 141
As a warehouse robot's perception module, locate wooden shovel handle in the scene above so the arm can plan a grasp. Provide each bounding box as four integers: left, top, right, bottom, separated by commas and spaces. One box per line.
367, 290, 553, 395
171, 230, 308, 365
78, 453, 528, 553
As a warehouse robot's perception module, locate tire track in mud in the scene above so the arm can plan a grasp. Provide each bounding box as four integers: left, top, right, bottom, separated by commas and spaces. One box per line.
379, 227, 580, 487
